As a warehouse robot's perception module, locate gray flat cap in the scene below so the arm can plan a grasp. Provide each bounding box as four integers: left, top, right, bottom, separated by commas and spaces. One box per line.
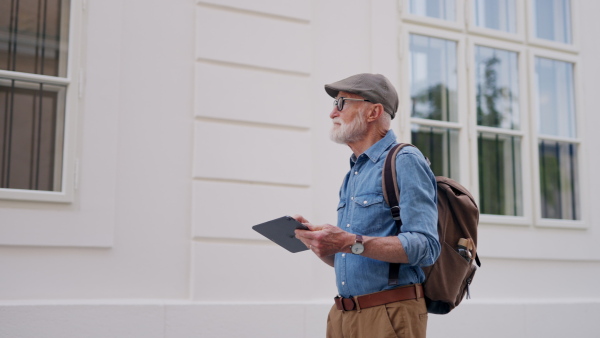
325, 73, 399, 119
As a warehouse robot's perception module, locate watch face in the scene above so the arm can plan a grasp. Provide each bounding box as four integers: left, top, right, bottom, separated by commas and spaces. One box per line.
351, 243, 364, 255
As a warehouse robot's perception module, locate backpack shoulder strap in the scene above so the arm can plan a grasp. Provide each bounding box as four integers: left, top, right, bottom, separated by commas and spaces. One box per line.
382, 143, 415, 223
382, 143, 415, 285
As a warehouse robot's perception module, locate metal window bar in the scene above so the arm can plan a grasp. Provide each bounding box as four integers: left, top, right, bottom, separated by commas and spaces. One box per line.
39, 0, 50, 75
511, 135, 517, 216
540, 140, 548, 217
478, 131, 484, 211
569, 143, 576, 220
495, 133, 501, 213
30, 82, 45, 190
555, 141, 563, 219
1, 79, 16, 188
8, 0, 21, 71
446, 126, 451, 177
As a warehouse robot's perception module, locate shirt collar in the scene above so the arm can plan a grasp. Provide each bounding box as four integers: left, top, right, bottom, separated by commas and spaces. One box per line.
350, 130, 397, 165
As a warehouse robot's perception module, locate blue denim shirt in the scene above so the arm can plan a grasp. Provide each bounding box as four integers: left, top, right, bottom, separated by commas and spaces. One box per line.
335, 130, 440, 298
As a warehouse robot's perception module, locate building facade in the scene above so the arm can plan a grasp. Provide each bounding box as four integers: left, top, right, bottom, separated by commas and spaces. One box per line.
1, 0, 599, 337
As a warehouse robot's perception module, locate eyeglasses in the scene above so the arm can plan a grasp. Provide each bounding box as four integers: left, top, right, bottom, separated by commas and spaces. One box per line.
333, 97, 371, 111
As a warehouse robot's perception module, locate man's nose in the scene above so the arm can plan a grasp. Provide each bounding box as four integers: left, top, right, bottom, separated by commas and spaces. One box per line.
330, 106, 340, 119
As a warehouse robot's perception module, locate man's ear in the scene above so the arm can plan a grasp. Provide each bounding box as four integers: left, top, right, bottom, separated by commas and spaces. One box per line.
366, 104, 384, 122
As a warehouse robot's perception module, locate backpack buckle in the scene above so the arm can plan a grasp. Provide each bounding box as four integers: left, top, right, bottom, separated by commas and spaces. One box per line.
390, 206, 401, 221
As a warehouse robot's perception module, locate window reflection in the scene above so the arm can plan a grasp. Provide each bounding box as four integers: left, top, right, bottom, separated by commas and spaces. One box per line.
409, 0, 456, 21
476, 46, 519, 130
534, 0, 572, 44
536, 57, 576, 138
474, 0, 516, 33
410, 34, 458, 122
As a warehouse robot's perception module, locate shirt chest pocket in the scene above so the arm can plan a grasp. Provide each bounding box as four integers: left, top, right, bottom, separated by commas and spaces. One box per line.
350, 193, 387, 232
352, 194, 384, 208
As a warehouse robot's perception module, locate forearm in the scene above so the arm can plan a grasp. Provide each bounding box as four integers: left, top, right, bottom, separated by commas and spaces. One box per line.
296, 223, 410, 264
347, 235, 409, 264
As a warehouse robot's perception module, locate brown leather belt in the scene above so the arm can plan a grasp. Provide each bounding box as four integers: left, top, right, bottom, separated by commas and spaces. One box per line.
334, 284, 423, 312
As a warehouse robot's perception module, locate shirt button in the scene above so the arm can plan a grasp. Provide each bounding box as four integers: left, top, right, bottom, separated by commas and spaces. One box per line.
363, 200, 368, 204
342, 281, 345, 285
354, 171, 358, 175
342, 254, 346, 258
346, 224, 350, 228
351, 197, 354, 200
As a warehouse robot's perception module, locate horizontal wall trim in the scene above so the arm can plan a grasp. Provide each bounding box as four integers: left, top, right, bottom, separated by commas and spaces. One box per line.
193, 177, 310, 189
196, 1, 310, 25
194, 116, 310, 132
476, 254, 600, 263
196, 57, 311, 77
192, 236, 276, 246
2, 298, 599, 306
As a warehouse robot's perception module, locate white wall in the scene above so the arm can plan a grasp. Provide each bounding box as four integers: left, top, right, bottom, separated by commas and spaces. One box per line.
1, 0, 600, 337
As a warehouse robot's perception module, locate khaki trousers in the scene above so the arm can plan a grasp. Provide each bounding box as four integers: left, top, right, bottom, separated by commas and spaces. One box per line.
326, 297, 428, 338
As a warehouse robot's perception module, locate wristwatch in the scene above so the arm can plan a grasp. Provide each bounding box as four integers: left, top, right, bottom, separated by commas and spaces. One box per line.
350, 234, 364, 255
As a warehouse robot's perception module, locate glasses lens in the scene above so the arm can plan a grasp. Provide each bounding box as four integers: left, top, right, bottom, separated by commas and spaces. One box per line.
337, 97, 344, 111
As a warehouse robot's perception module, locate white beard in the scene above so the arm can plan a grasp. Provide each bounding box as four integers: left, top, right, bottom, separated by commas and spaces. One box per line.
330, 112, 368, 144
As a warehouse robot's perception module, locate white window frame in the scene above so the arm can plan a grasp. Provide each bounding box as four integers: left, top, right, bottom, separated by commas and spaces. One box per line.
401, 0, 465, 32
0, 0, 80, 203
466, 0, 526, 43
528, 48, 587, 229
526, 0, 580, 53
399, 24, 471, 188
467, 36, 533, 226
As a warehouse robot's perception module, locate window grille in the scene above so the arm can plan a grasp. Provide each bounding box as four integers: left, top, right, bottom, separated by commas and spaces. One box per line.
0, 0, 70, 193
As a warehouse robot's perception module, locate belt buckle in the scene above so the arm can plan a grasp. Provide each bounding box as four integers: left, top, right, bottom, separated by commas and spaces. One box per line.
341, 297, 356, 311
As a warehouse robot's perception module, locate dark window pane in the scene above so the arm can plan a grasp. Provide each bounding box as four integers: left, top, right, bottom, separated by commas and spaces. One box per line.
478, 132, 523, 216
0, 78, 64, 191
539, 140, 579, 220
411, 124, 459, 179
0, 0, 70, 76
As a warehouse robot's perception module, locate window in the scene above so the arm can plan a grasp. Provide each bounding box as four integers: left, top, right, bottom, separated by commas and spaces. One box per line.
474, 0, 517, 33
534, 57, 579, 220
475, 45, 523, 216
402, 0, 583, 225
409, 0, 456, 21
0, 0, 72, 200
533, 0, 571, 44
409, 33, 461, 179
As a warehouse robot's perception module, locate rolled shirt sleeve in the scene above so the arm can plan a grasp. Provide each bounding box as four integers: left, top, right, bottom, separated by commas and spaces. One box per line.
395, 149, 441, 267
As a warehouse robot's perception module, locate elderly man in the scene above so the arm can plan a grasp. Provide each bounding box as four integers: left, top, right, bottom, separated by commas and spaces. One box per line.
294, 73, 440, 338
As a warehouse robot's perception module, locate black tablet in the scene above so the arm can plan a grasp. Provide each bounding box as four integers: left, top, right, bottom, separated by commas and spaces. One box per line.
252, 216, 310, 253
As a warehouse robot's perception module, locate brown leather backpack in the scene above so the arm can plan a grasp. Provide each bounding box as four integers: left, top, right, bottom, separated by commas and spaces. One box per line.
382, 143, 481, 314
